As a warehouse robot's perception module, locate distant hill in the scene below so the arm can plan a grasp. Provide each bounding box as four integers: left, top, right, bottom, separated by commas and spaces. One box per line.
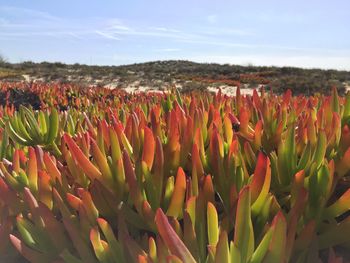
1, 60, 350, 95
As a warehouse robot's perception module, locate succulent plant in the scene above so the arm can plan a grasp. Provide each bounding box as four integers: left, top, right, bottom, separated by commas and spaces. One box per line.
0, 82, 349, 262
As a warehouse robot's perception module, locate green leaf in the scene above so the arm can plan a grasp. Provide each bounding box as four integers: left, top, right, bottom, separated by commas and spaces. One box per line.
234, 186, 254, 263
248, 228, 272, 263
60, 249, 84, 263
318, 217, 350, 249
313, 130, 326, 169
230, 242, 241, 263
207, 202, 219, 247
262, 212, 287, 263
215, 231, 230, 263
46, 108, 59, 144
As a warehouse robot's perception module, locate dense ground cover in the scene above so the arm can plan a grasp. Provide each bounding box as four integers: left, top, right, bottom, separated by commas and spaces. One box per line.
0, 82, 350, 262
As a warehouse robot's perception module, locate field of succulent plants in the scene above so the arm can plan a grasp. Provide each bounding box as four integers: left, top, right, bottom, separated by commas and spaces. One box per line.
0, 82, 350, 262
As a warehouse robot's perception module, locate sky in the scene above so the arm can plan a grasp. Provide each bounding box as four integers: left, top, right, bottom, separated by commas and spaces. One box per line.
0, 0, 350, 69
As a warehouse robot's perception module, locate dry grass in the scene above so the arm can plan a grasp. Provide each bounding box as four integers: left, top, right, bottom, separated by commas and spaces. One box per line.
0, 68, 22, 79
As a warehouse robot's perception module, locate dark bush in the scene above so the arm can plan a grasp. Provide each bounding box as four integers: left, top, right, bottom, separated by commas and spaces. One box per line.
0, 88, 41, 110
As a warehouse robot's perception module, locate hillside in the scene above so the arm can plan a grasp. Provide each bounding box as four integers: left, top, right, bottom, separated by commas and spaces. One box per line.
1, 60, 350, 95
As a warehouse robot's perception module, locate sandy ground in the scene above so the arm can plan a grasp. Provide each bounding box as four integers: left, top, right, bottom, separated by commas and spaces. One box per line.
345, 83, 350, 93
22, 74, 31, 82
22, 74, 45, 82
22, 74, 257, 96
106, 84, 256, 96
118, 85, 255, 96
121, 86, 165, 94
207, 85, 255, 96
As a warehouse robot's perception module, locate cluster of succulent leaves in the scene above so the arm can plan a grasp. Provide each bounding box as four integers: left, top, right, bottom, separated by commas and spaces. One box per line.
0, 82, 350, 263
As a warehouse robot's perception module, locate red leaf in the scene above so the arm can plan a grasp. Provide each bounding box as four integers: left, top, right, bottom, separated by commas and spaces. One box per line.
142, 126, 155, 169
250, 152, 268, 202
155, 208, 196, 263
63, 133, 102, 181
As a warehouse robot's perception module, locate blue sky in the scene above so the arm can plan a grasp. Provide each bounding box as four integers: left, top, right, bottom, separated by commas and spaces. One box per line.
1, 0, 350, 69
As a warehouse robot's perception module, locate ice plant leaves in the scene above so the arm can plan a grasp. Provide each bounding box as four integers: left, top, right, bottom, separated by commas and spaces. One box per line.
250, 152, 270, 203
63, 133, 102, 181
27, 147, 38, 194
142, 126, 155, 170
214, 231, 230, 263
262, 211, 287, 263
123, 149, 144, 214
1, 84, 350, 262
167, 167, 186, 218
207, 202, 219, 247
155, 208, 196, 263
324, 188, 350, 219
248, 228, 273, 263
234, 186, 254, 263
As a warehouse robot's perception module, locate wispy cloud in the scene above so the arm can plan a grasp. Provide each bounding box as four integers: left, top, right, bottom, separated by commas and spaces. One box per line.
0, 6, 291, 50
0, 6, 60, 22
199, 27, 254, 37
95, 30, 121, 40
109, 25, 131, 31
2, 6, 347, 60
149, 27, 181, 33
96, 23, 201, 41
2, 4, 349, 70
155, 48, 181, 52
0, 6, 89, 40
